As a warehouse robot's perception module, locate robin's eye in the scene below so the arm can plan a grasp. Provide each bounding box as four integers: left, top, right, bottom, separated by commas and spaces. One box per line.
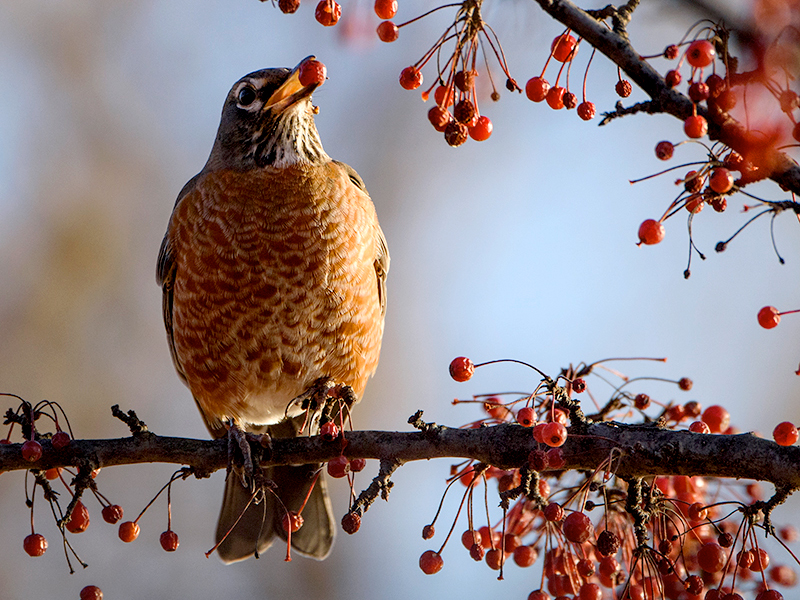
237, 86, 257, 107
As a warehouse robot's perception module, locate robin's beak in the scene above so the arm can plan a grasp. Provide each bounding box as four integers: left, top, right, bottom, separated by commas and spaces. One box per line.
264, 56, 319, 114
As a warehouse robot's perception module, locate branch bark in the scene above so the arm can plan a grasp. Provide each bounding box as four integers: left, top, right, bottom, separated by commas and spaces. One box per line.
3, 421, 799, 492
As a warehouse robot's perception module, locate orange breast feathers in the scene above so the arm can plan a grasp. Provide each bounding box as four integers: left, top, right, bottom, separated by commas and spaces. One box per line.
167, 162, 386, 428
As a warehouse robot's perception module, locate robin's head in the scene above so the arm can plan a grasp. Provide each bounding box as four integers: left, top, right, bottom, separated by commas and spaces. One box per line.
207, 57, 329, 170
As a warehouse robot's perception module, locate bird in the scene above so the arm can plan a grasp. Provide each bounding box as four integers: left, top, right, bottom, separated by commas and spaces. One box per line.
156, 57, 388, 562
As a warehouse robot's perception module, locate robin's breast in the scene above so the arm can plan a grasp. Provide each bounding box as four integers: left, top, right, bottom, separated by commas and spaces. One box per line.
169, 165, 383, 426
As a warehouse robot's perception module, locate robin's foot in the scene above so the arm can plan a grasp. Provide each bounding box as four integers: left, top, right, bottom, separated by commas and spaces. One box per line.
226, 421, 254, 481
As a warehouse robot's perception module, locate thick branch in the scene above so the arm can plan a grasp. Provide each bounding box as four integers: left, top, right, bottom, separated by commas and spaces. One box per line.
2, 423, 799, 491
532, 0, 800, 196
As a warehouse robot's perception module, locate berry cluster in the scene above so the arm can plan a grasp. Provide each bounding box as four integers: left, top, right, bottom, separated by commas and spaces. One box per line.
416, 357, 799, 599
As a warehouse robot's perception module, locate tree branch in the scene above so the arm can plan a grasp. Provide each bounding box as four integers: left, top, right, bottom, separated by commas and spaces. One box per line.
3, 421, 799, 491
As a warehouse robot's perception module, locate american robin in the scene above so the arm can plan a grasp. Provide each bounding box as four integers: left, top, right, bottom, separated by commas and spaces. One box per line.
156, 57, 388, 562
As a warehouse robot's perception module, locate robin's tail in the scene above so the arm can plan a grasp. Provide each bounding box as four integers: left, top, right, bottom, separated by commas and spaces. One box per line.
214, 420, 334, 563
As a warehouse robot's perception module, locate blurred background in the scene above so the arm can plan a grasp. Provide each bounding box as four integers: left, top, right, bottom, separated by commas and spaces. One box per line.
1, 0, 798, 598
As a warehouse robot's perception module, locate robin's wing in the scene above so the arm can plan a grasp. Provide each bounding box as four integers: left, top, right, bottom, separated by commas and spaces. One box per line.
157, 173, 227, 439
333, 160, 389, 316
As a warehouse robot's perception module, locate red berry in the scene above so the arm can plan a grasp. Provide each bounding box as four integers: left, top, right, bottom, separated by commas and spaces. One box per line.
546, 447, 565, 469
688, 502, 708, 521
684, 193, 704, 213
758, 306, 780, 329
577, 101, 596, 120
320, 421, 340, 441
689, 420, 710, 434
794, 122, 800, 143
449, 356, 474, 382
684, 575, 703, 595
686, 39, 716, 68
615, 79, 632, 97
374, 0, 397, 19
757, 591, 784, 600
327, 455, 350, 478
428, 106, 451, 132
665, 69, 681, 88
419, 550, 444, 574
551, 34, 578, 62
461, 529, 482, 549
517, 407, 535, 427
544, 502, 564, 522
579, 582, 603, 600
118, 521, 140, 542
298, 59, 327, 88
160, 529, 180, 551
683, 170, 704, 193
688, 81, 710, 102
102, 504, 124, 524
638, 219, 665, 245
542, 421, 567, 447
563, 511, 593, 543
706, 73, 726, 97
697, 542, 726, 572
702, 405, 730, 434
528, 592, 550, 600
485, 547, 504, 570
66, 500, 90, 534
23, 533, 47, 557
773, 421, 799, 446
314, 0, 341, 26
545, 86, 565, 110
349, 457, 366, 472
514, 545, 537, 567
21, 439, 42, 462
655, 141, 674, 160
278, 0, 300, 13
281, 511, 304, 533
709, 168, 734, 193
341, 512, 361, 534
525, 77, 550, 102
399, 66, 422, 90
714, 89, 737, 112
750, 548, 770, 571
634, 393, 651, 409
469, 116, 493, 142
44, 467, 60, 480
52, 430, 70, 449
684, 114, 708, 138
376, 21, 398, 42
434, 84, 454, 107
80, 586, 103, 600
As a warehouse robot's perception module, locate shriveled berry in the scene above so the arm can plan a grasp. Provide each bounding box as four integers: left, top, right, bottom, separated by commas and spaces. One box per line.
686, 39, 716, 68
664, 44, 679, 59
278, 0, 300, 13
544, 502, 564, 522
314, 0, 341, 26
710, 195, 727, 212
102, 504, 124, 524
160, 529, 180, 551
684, 575, 703, 595
684, 114, 708, 138
706, 73, 726, 97
688, 81, 710, 102
341, 512, 361, 534
298, 59, 327, 87
66, 500, 90, 534
454, 70, 477, 92
615, 79, 632, 98
23, 533, 47, 556
422, 524, 434, 539
419, 550, 444, 574
349, 457, 366, 472
469, 116, 492, 142
118, 521, 140, 542
327, 455, 349, 478
525, 77, 550, 102
399, 66, 422, 90
634, 393, 651, 409
655, 141, 674, 160
449, 356, 474, 381
444, 121, 468, 147
679, 377, 693, 391
546, 447, 565, 469
597, 529, 620, 556
21, 440, 42, 462
454, 100, 476, 124
469, 542, 485, 561
545, 86, 565, 110
758, 306, 780, 329
80, 585, 103, 600
563, 91, 577, 109
376, 21, 399, 42
528, 448, 548, 471
577, 101, 596, 120
428, 106, 451, 132
52, 431, 71, 449
683, 170, 704, 193
374, 0, 397, 19
773, 421, 799, 446
320, 421, 340, 441
638, 219, 665, 245
572, 378, 586, 393
665, 69, 681, 88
